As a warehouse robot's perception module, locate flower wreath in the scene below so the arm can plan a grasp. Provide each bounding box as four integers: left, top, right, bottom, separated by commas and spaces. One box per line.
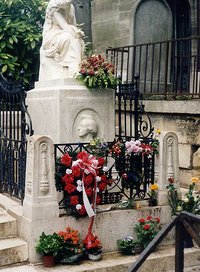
56, 151, 112, 217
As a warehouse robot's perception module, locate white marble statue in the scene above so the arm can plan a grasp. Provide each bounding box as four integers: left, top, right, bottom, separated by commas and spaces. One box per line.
77, 115, 98, 142
39, 0, 85, 81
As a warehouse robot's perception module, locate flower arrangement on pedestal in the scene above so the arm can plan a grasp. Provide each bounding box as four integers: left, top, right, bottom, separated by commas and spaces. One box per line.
55, 151, 112, 217
77, 54, 119, 89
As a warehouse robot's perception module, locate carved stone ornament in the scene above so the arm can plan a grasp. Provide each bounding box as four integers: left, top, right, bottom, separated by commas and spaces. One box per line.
39, 142, 49, 194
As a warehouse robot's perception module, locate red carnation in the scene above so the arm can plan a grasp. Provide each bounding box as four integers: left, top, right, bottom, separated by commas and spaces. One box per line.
64, 184, 76, 194
84, 174, 94, 186
78, 205, 86, 216
61, 153, 72, 167
138, 218, 145, 224
85, 187, 93, 196
70, 196, 79, 206
77, 151, 89, 161
155, 217, 160, 223
147, 215, 152, 221
72, 165, 81, 178
143, 224, 150, 230
62, 174, 74, 184
98, 181, 107, 191
98, 157, 105, 166
100, 174, 107, 183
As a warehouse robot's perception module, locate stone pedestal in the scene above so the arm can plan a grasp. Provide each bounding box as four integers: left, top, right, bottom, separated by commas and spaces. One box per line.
27, 79, 115, 144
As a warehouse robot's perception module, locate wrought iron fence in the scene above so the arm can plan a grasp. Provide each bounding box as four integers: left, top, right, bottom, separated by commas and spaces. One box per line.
107, 36, 200, 98
116, 75, 154, 139
54, 140, 155, 211
0, 73, 33, 200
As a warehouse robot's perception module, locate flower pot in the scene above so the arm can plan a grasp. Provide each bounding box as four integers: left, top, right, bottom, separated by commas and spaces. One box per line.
133, 244, 143, 254
121, 247, 135, 255
59, 253, 83, 265
88, 253, 102, 261
43, 255, 55, 267
148, 198, 157, 207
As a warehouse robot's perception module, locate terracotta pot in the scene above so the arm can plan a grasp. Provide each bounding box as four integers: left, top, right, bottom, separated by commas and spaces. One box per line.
43, 255, 55, 267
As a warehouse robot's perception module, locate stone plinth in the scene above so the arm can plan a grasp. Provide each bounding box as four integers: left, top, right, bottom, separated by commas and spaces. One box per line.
27, 79, 115, 144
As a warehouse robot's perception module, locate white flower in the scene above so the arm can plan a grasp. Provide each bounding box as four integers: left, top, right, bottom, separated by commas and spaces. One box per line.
177, 206, 182, 211
96, 176, 101, 182
76, 204, 82, 210
103, 166, 108, 172
66, 169, 72, 174
184, 198, 189, 203
77, 180, 82, 186
96, 188, 100, 193
84, 169, 90, 175
77, 186, 82, 192
72, 159, 81, 167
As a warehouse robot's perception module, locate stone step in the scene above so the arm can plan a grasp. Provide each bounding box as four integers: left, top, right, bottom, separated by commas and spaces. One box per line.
0, 246, 199, 271
0, 237, 28, 267
0, 207, 17, 239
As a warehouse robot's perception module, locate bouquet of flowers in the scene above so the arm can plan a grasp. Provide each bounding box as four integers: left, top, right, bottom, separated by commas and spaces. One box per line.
55, 151, 112, 217
77, 54, 119, 89
57, 226, 85, 264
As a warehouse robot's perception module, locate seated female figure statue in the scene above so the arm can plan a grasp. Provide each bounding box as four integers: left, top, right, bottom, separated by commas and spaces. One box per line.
39, 0, 85, 81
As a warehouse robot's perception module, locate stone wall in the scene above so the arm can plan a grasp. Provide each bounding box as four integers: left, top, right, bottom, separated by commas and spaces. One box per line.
143, 100, 200, 188
91, 0, 197, 53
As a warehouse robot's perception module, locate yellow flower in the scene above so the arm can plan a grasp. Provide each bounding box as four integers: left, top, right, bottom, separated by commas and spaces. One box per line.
150, 184, 159, 191
191, 177, 199, 183
155, 128, 161, 135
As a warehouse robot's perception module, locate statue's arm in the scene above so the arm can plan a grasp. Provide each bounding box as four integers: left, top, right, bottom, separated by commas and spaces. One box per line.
53, 11, 75, 34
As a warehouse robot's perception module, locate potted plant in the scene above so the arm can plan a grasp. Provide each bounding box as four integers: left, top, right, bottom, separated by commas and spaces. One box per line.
117, 235, 143, 255
134, 216, 161, 249
57, 226, 85, 264
148, 183, 159, 206
83, 232, 102, 261
35, 232, 64, 267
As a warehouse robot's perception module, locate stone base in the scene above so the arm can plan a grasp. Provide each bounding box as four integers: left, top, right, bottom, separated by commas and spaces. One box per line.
27, 79, 115, 144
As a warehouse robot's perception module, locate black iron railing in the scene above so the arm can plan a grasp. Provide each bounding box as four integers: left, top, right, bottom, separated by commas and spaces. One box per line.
128, 212, 200, 272
54, 141, 155, 210
116, 75, 154, 139
0, 73, 33, 200
107, 36, 200, 98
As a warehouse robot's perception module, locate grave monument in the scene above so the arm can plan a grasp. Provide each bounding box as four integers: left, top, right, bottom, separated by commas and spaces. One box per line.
27, 0, 115, 144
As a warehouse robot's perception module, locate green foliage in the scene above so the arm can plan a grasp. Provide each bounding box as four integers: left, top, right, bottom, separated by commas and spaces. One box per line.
134, 216, 161, 248
0, 0, 47, 85
166, 177, 200, 216
35, 232, 64, 256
